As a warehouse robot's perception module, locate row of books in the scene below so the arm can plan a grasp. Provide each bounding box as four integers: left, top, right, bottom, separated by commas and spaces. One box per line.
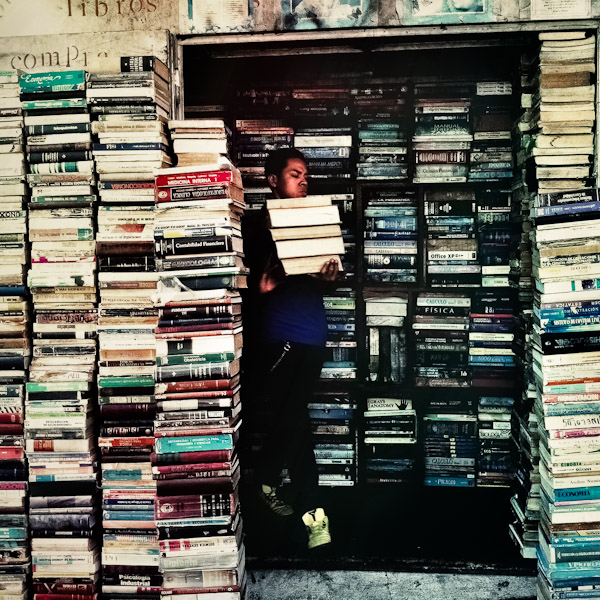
0, 70, 29, 600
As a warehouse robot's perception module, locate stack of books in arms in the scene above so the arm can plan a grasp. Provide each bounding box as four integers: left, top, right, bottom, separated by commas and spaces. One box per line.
19, 70, 100, 599
530, 185, 600, 600
292, 86, 353, 182
364, 189, 418, 284
533, 32, 595, 195
0, 70, 29, 600
424, 188, 479, 288
307, 392, 357, 486
468, 81, 513, 183
365, 295, 408, 383
413, 293, 471, 389
412, 82, 473, 184
152, 158, 246, 599
321, 291, 356, 380
89, 55, 168, 600
234, 116, 293, 211
509, 45, 542, 560
363, 396, 417, 484
266, 195, 344, 275
353, 82, 409, 181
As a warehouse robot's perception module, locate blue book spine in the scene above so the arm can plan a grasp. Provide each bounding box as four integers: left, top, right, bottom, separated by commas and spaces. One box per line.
424, 476, 475, 487
102, 510, 155, 520
93, 142, 167, 151
544, 402, 600, 416
555, 487, 600, 502
540, 306, 600, 320
534, 201, 600, 218
365, 217, 417, 230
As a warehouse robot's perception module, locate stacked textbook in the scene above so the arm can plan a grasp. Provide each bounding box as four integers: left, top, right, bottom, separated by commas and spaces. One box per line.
531, 187, 600, 600
266, 195, 344, 275
152, 159, 246, 598
20, 69, 100, 599
87, 58, 165, 600
0, 69, 29, 600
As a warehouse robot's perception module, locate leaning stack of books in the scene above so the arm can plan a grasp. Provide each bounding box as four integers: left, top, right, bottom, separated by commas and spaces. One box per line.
354, 83, 409, 181
266, 195, 344, 276
413, 293, 471, 388
365, 295, 408, 383
508, 46, 541, 560
477, 395, 514, 488
412, 83, 473, 184
530, 186, 600, 598
152, 161, 246, 599
534, 31, 596, 195
468, 81, 513, 183
20, 69, 101, 599
364, 189, 418, 284
424, 188, 479, 288
321, 291, 357, 381
307, 391, 357, 487
169, 119, 230, 169
0, 70, 30, 599
363, 396, 417, 484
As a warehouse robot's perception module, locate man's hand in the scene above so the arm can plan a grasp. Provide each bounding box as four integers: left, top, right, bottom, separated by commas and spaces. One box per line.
318, 258, 339, 282
259, 272, 278, 294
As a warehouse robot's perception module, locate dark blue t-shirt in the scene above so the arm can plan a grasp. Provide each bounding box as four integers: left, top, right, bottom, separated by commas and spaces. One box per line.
262, 275, 328, 348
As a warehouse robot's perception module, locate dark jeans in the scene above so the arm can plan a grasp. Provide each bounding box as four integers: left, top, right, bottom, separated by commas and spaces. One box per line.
254, 340, 324, 515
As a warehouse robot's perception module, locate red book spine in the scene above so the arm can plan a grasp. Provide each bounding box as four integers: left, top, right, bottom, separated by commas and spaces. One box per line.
155, 170, 234, 189
161, 379, 233, 392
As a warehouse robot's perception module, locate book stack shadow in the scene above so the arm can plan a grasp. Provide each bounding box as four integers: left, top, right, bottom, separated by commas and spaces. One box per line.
89, 56, 170, 600
152, 155, 246, 599
0, 69, 29, 600
19, 69, 100, 599
531, 186, 600, 599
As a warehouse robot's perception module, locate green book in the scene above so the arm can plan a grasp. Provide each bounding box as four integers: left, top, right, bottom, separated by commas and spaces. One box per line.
19, 71, 87, 94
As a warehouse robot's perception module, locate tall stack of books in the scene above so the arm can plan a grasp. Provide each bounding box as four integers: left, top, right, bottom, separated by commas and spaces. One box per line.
169, 119, 229, 168
364, 189, 418, 284
468, 81, 513, 183
308, 391, 357, 487
0, 69, 29, 600
413, 293, 471, 388
534, 32, 595, 195
365, 295, 408, 383
152, 161, 246, 599
321, 291, 357, 381
266, 195, 344, 276
20, 69, 100, 599
353, 83, 409, 181
412, 83, 473, 184
509, 47, 540, 560
363, 396, 417, 484
292, 87, 353, 182
424, 188, 479, 288
530, 187, 600, 598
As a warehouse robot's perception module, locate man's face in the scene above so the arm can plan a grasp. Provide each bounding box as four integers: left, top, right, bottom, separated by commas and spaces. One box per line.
271, 158, 308, 199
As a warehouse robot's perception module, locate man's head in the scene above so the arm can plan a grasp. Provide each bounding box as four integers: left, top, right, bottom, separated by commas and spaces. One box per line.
265, 148, 308, 199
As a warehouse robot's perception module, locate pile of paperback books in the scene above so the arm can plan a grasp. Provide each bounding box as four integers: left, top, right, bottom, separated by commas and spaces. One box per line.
152, 157, 246, 598
20, 70, 100, 598
531, 187, 600, 599
0, 68, 29, 600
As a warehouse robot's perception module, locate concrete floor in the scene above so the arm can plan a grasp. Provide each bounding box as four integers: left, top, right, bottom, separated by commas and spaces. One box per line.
246, 570, 536, 600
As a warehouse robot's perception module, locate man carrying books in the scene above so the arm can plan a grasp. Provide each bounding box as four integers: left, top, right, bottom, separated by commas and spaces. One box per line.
243, 148, 337, 550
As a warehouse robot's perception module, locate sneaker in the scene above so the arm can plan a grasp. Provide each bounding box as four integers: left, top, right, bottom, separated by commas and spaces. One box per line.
302, 508, 331, 549
258, 484, 294, 517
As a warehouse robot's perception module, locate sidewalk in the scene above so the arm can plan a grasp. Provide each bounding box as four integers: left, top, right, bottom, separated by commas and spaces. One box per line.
246, 570, 536, 600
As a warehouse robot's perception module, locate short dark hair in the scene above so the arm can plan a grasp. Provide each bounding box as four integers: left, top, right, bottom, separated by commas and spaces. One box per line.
264, 148, 306, 178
